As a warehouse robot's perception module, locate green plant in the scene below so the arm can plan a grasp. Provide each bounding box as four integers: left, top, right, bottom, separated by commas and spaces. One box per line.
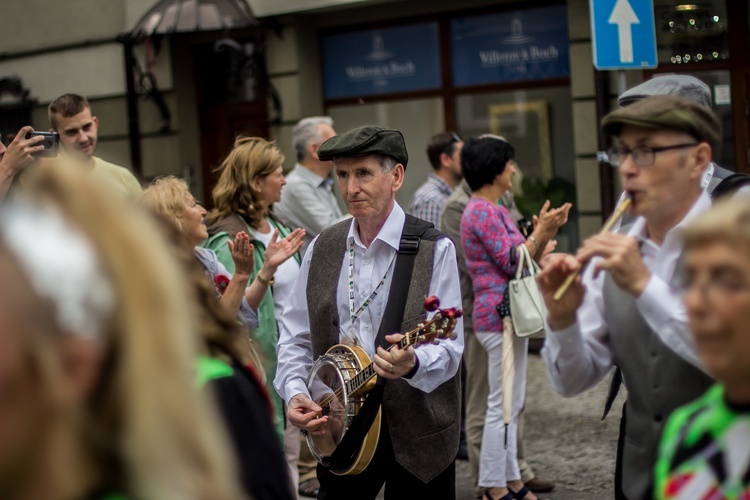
514, 176, 576, 219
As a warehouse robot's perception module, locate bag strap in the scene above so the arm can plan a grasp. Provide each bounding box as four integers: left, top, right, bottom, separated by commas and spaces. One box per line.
324, 214, 442, 470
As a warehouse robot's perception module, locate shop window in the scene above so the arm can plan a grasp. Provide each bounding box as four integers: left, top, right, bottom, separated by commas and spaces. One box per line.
654, 0, 729, 64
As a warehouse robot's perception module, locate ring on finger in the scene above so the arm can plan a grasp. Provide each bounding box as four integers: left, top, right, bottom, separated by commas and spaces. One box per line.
389, 363, 394, 373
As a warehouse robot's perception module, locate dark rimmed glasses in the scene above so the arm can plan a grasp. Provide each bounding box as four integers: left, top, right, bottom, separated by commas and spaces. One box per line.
606, 143, 698, 167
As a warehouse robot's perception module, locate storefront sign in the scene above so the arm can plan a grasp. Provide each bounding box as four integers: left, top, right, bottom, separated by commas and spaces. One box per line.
321, 23, 441, 100
451, 6, 570, 86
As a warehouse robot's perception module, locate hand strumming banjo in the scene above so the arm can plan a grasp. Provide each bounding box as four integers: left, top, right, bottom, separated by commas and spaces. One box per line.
305, 296, 462, 476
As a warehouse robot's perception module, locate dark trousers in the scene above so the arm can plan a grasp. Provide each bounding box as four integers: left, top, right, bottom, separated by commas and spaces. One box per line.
614, 402, 627, 500
317, 417, 456, 500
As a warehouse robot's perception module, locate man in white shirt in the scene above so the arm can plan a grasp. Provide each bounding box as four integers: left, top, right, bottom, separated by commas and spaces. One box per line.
274, 125, 464, 498
275, 116, 344, 256
48, 94, 142, 197
537, 95, 720, 499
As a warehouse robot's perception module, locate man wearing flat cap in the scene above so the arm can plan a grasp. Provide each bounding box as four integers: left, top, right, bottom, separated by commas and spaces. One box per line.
275, 126, 464, 498
537, 95, 718, 499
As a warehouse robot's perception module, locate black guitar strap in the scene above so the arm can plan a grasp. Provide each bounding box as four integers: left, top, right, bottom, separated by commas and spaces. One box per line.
323, 215, 445, 471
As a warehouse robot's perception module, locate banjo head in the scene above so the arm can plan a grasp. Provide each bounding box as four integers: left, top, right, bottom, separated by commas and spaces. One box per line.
305, 347, 364, 463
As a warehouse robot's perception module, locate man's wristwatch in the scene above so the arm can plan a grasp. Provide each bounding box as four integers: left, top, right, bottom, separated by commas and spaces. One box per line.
256, 273, 275, 286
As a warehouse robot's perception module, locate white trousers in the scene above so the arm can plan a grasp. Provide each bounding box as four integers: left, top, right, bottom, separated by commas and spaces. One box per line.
475, 331, 528, 488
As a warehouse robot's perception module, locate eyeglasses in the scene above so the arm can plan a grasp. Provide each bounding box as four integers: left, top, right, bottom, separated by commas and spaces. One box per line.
676, 271, 750, 301
606, 143, 698, 167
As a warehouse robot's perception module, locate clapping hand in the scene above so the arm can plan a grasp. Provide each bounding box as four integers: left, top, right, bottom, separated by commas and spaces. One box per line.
227, 231, 254, 278
534, 200, 572, 238
265, 228, 305, 269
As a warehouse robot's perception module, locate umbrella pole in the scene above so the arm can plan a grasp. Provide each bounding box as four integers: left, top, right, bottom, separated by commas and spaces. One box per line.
502, 316, 515, 450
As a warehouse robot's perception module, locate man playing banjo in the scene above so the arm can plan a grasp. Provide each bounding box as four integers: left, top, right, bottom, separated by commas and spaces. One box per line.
274, 125, 464, 498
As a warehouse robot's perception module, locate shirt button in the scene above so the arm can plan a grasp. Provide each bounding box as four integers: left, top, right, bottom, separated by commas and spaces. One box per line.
364, 324, 370, 330
364, 259, 370, 265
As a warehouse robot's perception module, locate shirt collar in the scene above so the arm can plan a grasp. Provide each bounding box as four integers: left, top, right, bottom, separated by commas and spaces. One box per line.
627, 191, 712, 245
429, 173, 454, 195
347, 202, 405, 252
293, 163, 330, 188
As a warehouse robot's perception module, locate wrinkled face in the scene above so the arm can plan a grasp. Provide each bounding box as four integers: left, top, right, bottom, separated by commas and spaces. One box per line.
335, 156, 403, 224
183, 192, 208, 246
617, 126, 705, 223
683, 241, 750, 384
53, 109, 98, 160
253, 165, 286, 207
0, 250, 52, 490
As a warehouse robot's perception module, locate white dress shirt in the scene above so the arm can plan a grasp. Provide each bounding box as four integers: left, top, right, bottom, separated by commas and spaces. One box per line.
274, 202, 464, 403
542, 191, 711, 397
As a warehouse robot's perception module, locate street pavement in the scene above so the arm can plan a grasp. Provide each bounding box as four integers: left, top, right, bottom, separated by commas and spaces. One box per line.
370, 353, 625, 499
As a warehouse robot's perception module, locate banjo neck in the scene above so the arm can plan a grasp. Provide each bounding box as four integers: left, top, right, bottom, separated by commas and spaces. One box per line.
344, 303, 462, 396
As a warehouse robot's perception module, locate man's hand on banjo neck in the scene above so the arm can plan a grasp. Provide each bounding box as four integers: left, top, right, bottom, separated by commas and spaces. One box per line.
373, 333, 417, 379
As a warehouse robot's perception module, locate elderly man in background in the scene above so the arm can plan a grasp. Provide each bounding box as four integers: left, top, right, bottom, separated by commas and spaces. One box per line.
276, 116, 344, 257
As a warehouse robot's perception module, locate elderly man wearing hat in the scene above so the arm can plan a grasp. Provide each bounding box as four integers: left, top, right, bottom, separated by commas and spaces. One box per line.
274, 126, 464, 498
536, 95, 720, 499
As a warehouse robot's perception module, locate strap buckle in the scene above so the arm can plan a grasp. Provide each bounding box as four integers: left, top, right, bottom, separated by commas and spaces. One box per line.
399, 235, 420, 255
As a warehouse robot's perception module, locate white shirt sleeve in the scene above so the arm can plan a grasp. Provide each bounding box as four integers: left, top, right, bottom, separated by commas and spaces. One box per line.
405, 237, 465, 393
541, 261, 614, 397
274, 238, 317, 403
636, 275, 704, 370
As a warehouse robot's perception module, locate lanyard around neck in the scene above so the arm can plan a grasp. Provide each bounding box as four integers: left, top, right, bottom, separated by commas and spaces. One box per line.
347, 238, 396, 323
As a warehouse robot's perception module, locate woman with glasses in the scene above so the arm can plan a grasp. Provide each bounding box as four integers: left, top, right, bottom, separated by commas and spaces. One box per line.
459, 136, 571, 500
655, 199, 750, 499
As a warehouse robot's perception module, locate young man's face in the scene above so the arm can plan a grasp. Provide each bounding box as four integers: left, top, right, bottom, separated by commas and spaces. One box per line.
52, 108, 98, 161
683, 241, 750, 384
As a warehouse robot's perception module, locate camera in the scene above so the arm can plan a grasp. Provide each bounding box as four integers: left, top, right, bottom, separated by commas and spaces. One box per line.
25, 131, 60, 158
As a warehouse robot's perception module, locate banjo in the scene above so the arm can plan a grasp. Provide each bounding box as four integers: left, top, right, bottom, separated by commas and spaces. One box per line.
305, 295, 462, 475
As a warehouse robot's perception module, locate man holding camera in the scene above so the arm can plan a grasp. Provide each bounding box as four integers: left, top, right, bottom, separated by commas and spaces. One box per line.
48, 93, 142, 196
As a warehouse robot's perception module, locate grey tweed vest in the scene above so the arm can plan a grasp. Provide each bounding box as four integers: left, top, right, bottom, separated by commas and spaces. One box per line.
306, 218, 460, 483
603, 274, 712, 500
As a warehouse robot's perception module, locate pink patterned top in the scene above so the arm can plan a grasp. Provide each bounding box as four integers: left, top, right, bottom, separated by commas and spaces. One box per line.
460, 197, 527, 333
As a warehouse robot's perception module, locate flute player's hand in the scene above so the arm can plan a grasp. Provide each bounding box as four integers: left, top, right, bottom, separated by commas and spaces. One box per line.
536, 253, 585, 331
576, 233, 651, 297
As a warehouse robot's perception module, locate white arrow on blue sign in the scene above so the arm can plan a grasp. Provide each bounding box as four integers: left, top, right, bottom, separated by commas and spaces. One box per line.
590, 0, 658, 70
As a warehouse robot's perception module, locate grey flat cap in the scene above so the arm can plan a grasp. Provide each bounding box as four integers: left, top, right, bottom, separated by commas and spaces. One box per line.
618, 75, 712, 108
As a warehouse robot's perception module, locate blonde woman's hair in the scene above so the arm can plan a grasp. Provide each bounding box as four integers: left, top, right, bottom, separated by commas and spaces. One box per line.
4, 164, 244, 499
207, 136, 284, 229
141, 176, 191, 232
683, 198, 750, 252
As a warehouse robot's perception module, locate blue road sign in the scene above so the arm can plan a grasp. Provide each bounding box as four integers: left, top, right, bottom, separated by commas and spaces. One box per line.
590, 0, 657, 70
